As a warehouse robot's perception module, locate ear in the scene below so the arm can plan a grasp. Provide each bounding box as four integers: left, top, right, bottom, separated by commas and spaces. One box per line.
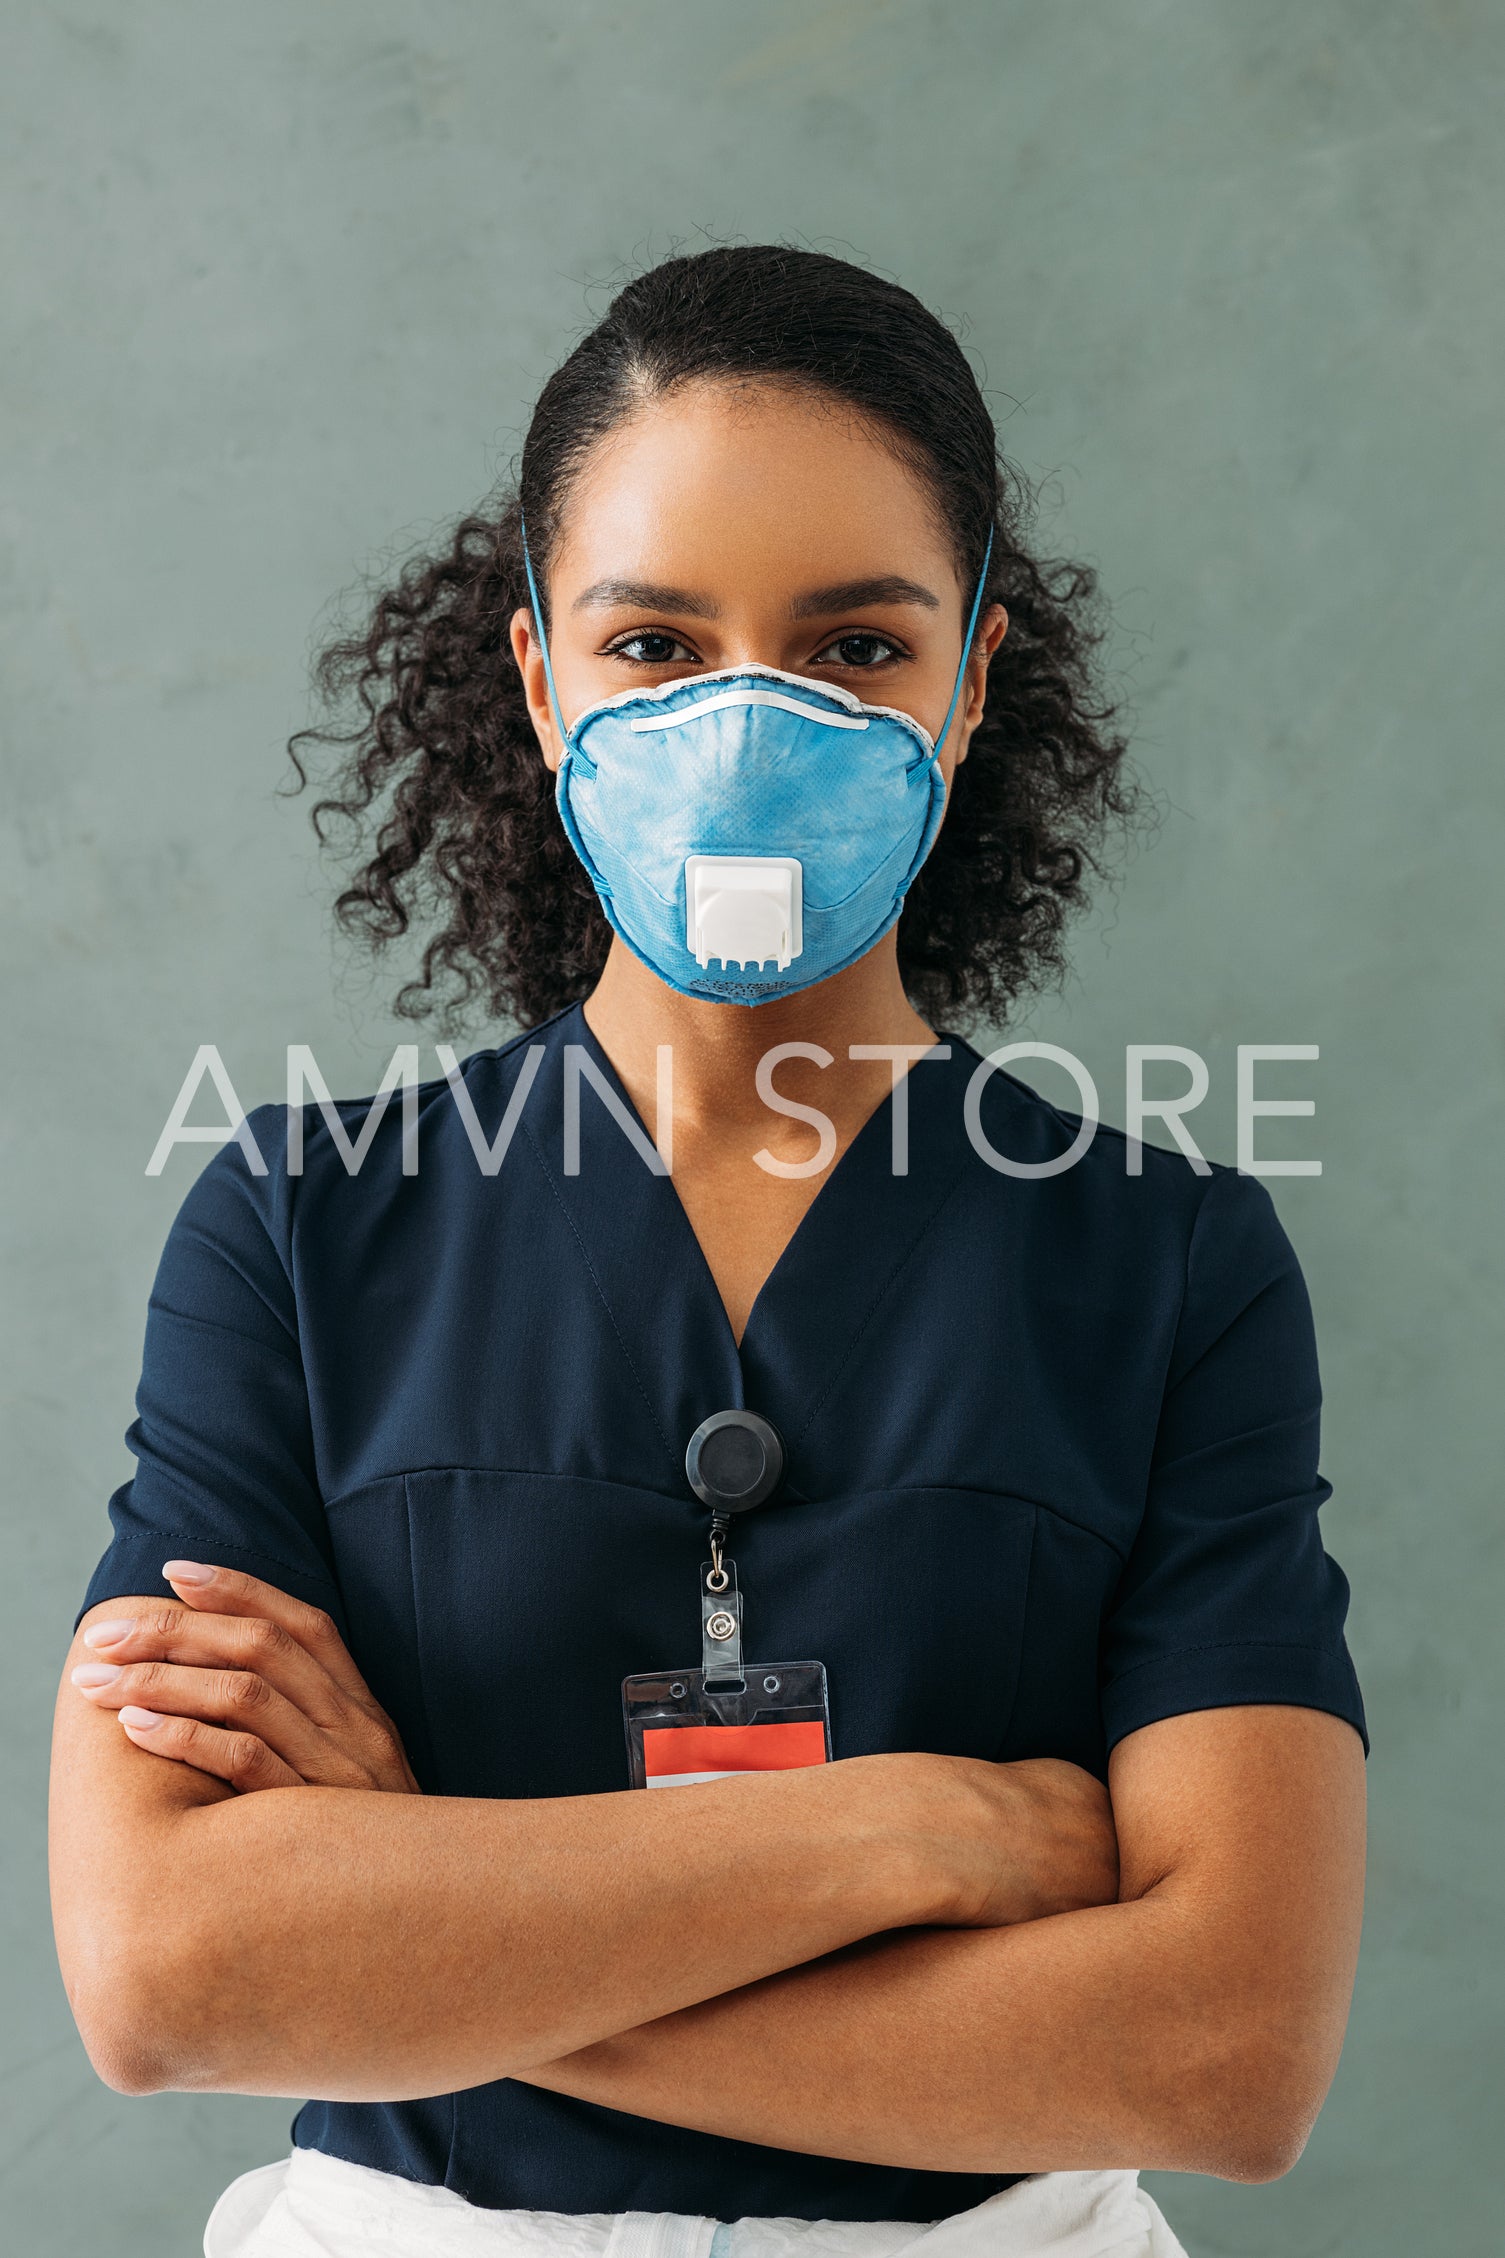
510, 608, 565, 771
953, 603, 1009, 768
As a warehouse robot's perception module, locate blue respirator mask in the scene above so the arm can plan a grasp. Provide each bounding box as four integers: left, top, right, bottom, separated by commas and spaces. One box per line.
522, 527, 991, 1004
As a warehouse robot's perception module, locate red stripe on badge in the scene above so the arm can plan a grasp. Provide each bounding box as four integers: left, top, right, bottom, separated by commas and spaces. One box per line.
643, 1721, 827, 1780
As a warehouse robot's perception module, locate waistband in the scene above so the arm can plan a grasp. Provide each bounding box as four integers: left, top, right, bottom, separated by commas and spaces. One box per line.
203, 2146, 1186, 2258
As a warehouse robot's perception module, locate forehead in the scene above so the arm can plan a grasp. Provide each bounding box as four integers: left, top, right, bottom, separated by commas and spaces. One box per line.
553, 379, 959, 597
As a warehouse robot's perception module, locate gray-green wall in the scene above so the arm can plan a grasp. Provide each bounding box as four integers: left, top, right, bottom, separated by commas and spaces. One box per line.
5, 4, 1501, 2251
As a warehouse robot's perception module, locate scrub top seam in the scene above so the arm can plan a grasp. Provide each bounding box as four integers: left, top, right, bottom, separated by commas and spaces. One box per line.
516, 1110, 676, 1461
399, 1473, 444, 1792
1160, 1167, 1241, 1391
322, 1463, 692, 1511
1124, 1168, 1218, 1529
315, 1464, 1124, 1552
270, 1099, 310, 1361
990, 1500, 1039, 1760
87, 1525, 341, 1594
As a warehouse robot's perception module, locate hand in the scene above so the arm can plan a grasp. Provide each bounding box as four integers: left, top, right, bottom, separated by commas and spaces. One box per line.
854, 1750, 1119, 1929
70, 1563, 419, 1795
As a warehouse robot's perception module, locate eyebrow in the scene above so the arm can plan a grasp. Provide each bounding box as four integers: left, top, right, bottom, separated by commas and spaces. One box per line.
571, 573, 941, 619
573, 579, 721, 617
789, 576, 940, 617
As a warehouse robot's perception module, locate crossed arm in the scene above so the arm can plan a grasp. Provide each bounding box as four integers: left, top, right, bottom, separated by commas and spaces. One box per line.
49, 1566, 1366, 2184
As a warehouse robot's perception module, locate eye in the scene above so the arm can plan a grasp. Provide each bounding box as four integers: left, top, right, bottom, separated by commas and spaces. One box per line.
603, 629, 701, 666
813, 631, 904, 670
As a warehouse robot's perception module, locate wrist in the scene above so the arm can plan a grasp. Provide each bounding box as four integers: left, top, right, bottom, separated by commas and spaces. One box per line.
825, 1751, 968, 1930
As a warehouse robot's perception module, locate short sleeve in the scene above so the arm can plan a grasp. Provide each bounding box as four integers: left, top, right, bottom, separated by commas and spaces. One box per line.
77, 1106, 343, 1628
1100, 1166, 1367, 1755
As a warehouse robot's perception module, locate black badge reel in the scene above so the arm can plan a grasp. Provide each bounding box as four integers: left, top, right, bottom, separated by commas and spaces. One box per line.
622, 1410, 832, 1790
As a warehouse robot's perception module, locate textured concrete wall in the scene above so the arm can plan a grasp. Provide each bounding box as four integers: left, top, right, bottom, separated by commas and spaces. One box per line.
5, 3, 1501, 2250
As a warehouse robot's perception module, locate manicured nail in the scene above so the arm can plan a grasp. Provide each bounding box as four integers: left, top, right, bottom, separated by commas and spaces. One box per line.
83, 1619, 136, 1649
163, 1560, 215, 1586
72, 1663, 122, 1688
119, 1706, 165, 1730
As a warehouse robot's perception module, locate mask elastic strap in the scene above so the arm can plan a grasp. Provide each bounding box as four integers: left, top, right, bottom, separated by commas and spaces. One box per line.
931, 527, 995, 759
519, 515, 572, 752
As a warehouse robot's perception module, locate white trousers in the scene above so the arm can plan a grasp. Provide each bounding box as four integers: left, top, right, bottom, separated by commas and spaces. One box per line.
205, 2148, 1189, 2258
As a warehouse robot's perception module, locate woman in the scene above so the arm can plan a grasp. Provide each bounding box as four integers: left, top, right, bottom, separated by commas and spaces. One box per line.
50, 247, 1368, 2258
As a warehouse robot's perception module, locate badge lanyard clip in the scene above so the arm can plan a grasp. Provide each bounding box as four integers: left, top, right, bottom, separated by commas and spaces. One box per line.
701, 1553, 744, 1690
693, 1412, 780, 1692
620, 1408, 832, 1788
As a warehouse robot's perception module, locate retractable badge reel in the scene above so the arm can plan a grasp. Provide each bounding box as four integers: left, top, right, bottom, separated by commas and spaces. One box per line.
622, 1411, 831, 1789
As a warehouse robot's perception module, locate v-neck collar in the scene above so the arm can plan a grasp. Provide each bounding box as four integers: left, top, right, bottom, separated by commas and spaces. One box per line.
519, 1005, 978, 1494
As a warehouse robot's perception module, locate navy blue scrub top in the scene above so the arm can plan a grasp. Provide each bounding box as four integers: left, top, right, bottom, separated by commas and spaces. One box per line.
81, 1002, 1366, 2222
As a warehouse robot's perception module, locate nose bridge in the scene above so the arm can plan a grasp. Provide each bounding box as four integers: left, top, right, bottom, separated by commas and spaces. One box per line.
626, 680, 870, 739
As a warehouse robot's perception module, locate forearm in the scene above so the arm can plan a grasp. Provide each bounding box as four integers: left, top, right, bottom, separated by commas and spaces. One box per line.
56, 1599, 1131, 2104
520, 1886, 1337, 2183
58, 1751, 939, 2099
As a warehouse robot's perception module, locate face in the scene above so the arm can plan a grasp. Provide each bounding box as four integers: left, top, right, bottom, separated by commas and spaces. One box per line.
510, 380, 1007, 787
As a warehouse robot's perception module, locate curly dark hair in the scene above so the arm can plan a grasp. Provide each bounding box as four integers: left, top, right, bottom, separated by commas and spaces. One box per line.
289, 245, 1137, 1033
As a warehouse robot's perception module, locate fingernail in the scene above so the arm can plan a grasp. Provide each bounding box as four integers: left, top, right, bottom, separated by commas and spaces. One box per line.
163, 1560, 215, 1586
119, 1706, 165, 1730
72, 1663, 122, 1688
83, 1618, 136, 1649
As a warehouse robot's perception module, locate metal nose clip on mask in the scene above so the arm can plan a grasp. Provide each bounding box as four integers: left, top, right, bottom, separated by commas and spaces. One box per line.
521, 524, 992, 1004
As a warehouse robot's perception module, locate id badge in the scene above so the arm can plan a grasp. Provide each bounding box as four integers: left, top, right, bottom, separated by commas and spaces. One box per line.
624, 1410, 831, 1789
624, 1648, 831, 1789
622, 1553, 834, 1779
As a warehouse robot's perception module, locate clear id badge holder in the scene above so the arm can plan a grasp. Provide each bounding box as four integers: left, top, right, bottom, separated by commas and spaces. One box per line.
623, 1411, 832, 1790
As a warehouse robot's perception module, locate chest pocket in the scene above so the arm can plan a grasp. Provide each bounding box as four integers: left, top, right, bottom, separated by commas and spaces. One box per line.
326, 1471, 1037, 1798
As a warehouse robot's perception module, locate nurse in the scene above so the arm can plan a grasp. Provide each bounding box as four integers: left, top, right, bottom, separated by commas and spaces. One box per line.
50, 247, 1367, 2258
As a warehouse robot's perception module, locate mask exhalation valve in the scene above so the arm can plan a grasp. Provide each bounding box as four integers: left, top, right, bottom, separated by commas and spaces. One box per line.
685, 855, 804, 973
